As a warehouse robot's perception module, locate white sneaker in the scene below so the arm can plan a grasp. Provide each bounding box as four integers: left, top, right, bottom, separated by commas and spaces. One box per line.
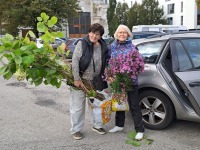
135, 132, 144, 140
108, 126, 124, 133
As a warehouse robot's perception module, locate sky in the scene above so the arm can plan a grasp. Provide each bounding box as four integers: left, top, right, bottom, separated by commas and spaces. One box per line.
116, 0, 142, 7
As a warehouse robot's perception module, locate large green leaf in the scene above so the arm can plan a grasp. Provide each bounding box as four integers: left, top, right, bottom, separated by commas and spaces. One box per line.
33, 47, 45, 53
28, 30, 36, 38
14, 55, 22, 64
20, 46, 29, 51
36, 69, 47, 77
3, 53, 12, 61
3, 71, 12, 80
51, 16, 57, 24
46, 68, 57, 74
127, 131, 137, 139
22, 55, 35, 65
37, 17, 42, 22
9, 63, 16, 73
34, 77, 43, 86
41, 12, 49, 21
5, 33, 14, 41
47, 20, 54, 28
0, 66, 8, 75
55, 80, 62, 88
0, 45, 6, 53
51, 78, 58, 86
37, 22, 46, 32
52, 31, 64, 38
47, 16, 57, 27
65, 50, 70, 57
125, 139, 141, 147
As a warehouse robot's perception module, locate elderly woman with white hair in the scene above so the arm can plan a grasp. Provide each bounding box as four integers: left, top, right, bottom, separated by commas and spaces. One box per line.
108, 24, 145, 140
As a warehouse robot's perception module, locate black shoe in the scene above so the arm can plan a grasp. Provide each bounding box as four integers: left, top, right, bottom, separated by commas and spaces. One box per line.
92, 127, 106, 135
73, 132, 82, 140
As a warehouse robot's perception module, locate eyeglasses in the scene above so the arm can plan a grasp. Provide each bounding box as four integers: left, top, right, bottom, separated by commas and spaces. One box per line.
90, 32, 101, 37
118, 32, 128, 35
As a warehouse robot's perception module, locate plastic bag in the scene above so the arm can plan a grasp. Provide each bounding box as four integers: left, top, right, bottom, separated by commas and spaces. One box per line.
111, 93, 129, 111
89, 90, 112, 124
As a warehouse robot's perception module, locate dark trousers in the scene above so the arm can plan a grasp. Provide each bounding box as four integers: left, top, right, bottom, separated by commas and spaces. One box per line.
115, 85, 145, 132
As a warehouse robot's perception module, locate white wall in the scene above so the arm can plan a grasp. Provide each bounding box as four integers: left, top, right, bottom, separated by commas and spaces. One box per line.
160, 0, 197, 29
183, 0, 197, 29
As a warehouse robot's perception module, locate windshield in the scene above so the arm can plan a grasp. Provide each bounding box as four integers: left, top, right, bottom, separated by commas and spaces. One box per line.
137, 41, 166, 63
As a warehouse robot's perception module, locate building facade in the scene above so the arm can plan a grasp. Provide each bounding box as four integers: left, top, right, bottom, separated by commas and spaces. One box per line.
68, 0, 109, 38
159, 0, 199, 30
68, 0, 200, 38
120, 0, 200, 30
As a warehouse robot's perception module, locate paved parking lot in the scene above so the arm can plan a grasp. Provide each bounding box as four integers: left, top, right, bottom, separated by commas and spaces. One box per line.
0, 76, 200, 150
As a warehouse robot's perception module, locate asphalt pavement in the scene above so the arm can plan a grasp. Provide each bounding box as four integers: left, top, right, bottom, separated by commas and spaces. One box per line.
0, 59, 200, 150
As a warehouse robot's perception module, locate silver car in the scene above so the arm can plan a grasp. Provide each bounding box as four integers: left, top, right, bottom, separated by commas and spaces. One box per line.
132, 32, 200, 130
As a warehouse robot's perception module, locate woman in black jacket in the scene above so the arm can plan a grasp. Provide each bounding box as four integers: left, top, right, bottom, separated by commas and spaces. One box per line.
70, 23, 109, 140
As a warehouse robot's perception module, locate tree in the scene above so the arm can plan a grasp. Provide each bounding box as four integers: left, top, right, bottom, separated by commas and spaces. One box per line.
139, 0, 167, 25
115, 2, 129, 25
0, 0, 80, 36
127, 2, 141, 30
107, 0, 117, 36
196, 0, 200, 9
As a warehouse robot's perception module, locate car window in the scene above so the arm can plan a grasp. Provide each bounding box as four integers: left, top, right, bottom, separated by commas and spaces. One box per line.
171, 39, 200, 71
133, 34, 157, 39
137, 41, 166, 63
182, 39, 200, 69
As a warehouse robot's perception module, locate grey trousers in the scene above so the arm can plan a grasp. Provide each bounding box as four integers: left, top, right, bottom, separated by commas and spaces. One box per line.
70, 88, 103, 134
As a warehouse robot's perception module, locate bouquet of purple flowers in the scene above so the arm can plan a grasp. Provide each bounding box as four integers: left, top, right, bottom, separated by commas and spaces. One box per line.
104, 50, 144, 93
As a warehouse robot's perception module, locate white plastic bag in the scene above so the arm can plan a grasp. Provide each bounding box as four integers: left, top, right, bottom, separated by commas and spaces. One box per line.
89, 90, 112, 124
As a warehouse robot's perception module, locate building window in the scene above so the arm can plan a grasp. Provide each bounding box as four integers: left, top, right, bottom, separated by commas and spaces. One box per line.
181, 16, 183, 25
69, 12, 91, 38
167, 17, 173, 25
198, 14, 200, 25
168, 4, 175, 14
181, 2, 183, 12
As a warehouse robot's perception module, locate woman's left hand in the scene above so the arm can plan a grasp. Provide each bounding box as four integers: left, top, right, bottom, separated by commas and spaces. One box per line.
107, 77, 114, 84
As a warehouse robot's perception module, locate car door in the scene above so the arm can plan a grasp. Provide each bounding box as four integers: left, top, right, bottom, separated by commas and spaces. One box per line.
170, 38, 200, 115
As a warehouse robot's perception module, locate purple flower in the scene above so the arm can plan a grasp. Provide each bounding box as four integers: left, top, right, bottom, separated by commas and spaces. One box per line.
104, 50, 144, 93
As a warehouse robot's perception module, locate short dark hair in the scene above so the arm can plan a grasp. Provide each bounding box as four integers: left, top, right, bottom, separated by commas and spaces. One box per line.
89, 23, 104, 36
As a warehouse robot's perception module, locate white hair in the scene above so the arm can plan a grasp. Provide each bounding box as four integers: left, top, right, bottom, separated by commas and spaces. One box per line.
114, 24, 133, 40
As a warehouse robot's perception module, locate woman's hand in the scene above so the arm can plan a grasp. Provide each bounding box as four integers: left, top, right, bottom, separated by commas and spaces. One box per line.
74, 80, 83, 88
107, 77, 115, 84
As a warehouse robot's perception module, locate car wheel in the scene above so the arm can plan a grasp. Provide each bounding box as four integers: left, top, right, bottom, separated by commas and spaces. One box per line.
138, 90, 175, 130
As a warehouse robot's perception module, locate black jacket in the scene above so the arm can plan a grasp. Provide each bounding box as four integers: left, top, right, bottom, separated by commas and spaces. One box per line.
79, 35, 109, 76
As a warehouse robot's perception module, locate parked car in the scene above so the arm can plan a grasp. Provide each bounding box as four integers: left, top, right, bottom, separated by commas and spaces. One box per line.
36, 38, 68, 53
66, 37, 114, 59
132, 31, 200, 130
132, 31, 163, 39
36, 38, 44, 48
103, 37, 115, 46
66, 38, 82, 59
51, 38, 66, 49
